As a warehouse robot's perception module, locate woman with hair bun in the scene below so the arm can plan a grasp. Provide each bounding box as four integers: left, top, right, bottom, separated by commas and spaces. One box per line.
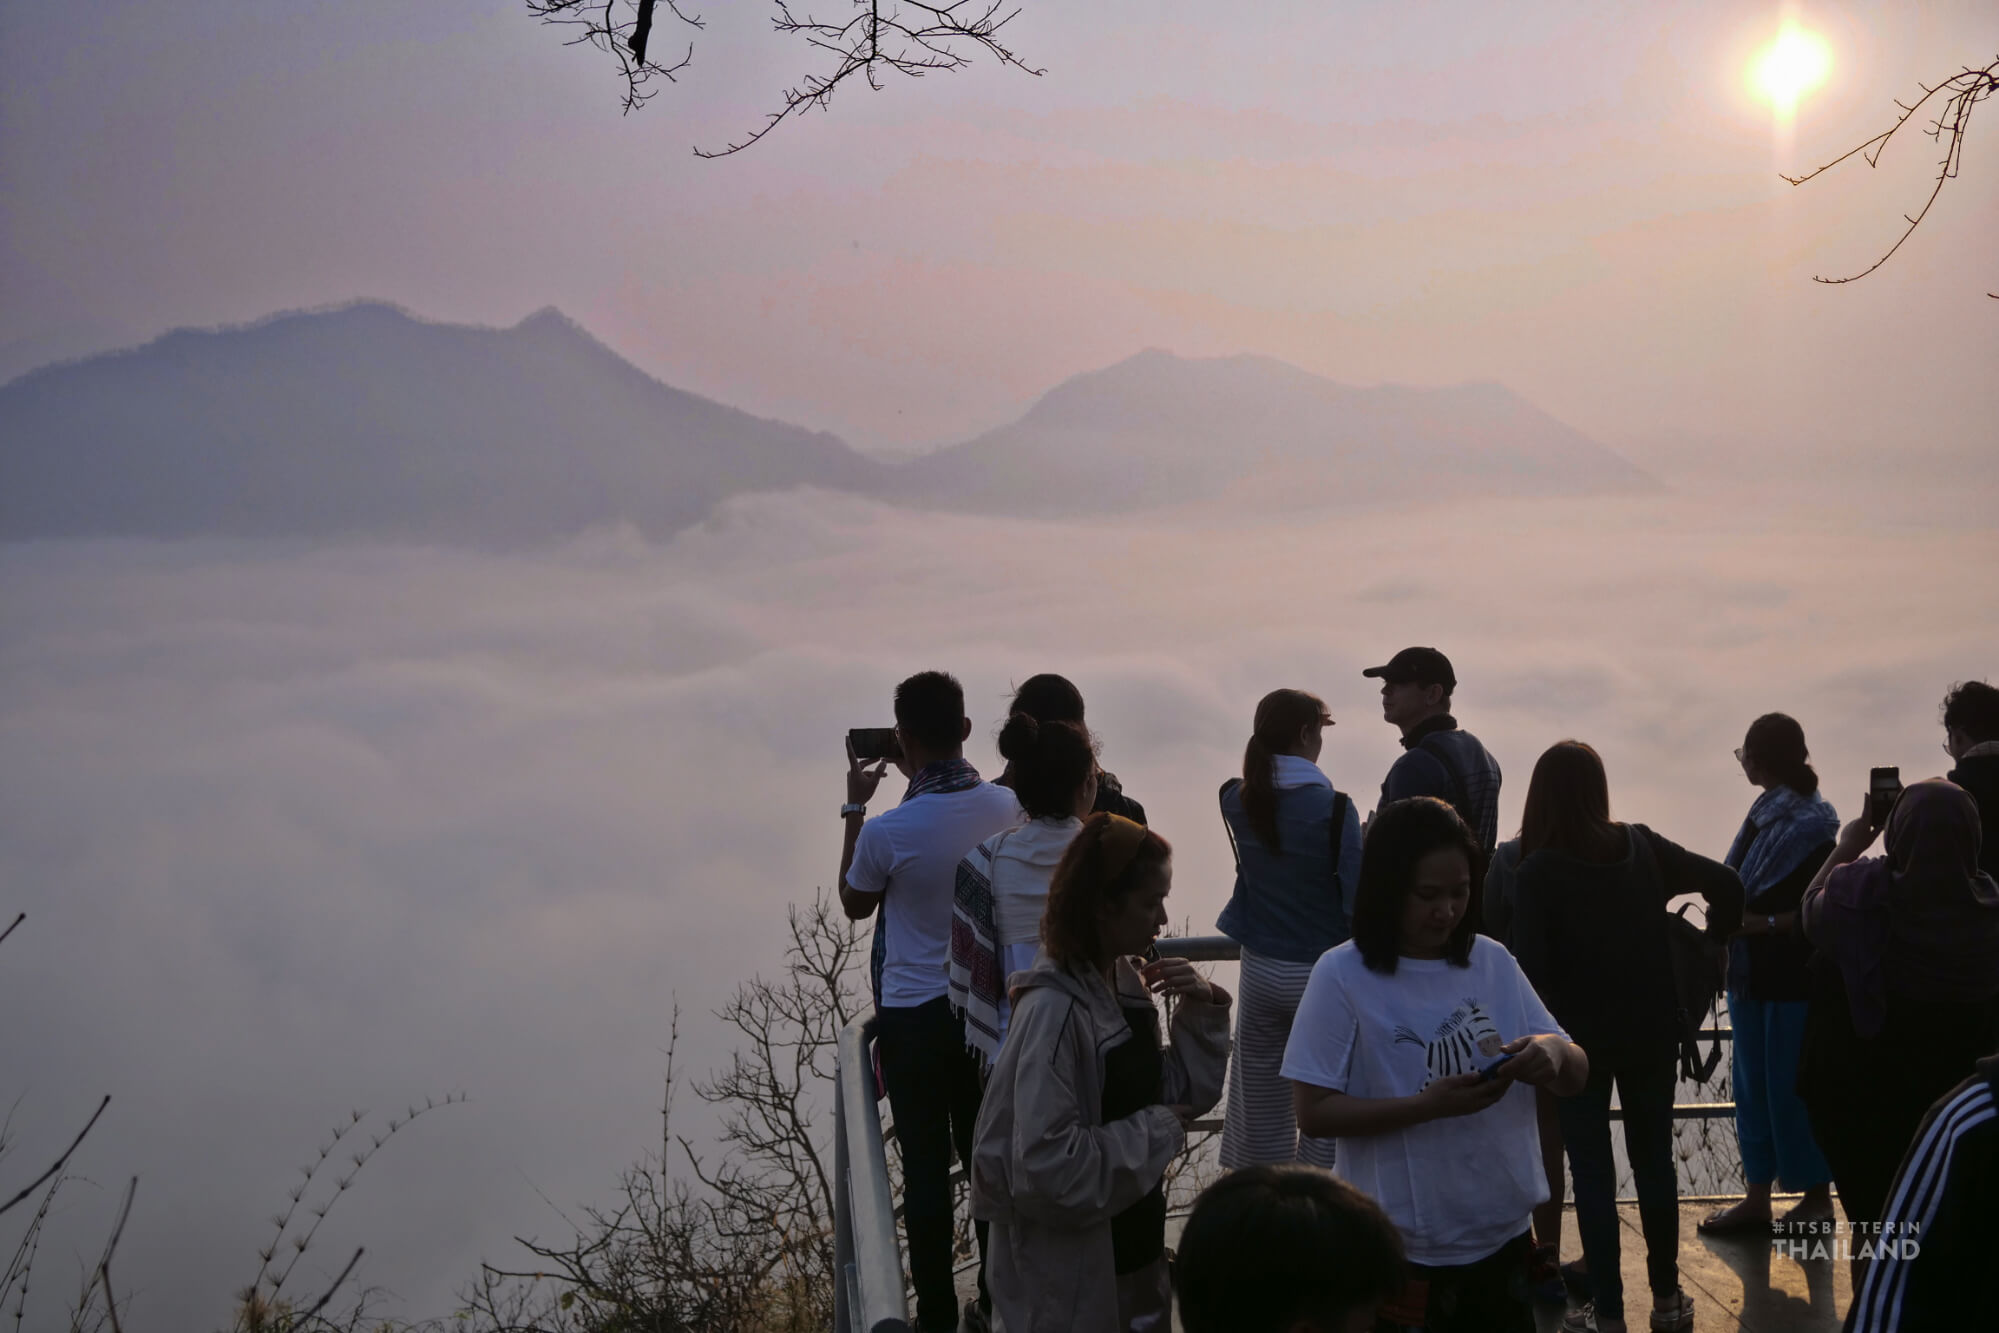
970, 814, 1232, 1333
1216, 688, 1361, 1171
950, 712, 1099, 1065
1700, 713, 1839, 1236
1001, 673, 1148, 824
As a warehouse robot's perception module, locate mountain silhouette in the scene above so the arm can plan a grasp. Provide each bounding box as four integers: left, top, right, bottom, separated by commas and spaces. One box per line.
0, 309, 1654, 545
890, 348, 1656, 515
0, 302, 883, 544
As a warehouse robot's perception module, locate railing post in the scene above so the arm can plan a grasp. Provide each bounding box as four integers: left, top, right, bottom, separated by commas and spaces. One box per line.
836, 1013, 911, 1333
833, 1058, 855, 1333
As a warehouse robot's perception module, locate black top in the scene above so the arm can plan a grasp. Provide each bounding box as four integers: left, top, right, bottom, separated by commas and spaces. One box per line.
1100, 1002, 1166, 1275
1512, 824, 1743, 1065
1093, 771, 1148, 826
1732, 838, 1833, 1002
1947, 752, 1999, 880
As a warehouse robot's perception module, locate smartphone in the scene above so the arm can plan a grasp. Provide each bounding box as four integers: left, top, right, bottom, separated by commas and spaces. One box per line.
846, 727, 902, 764
1868, 766, 1902, 827
1477, 1052, 1516, 1082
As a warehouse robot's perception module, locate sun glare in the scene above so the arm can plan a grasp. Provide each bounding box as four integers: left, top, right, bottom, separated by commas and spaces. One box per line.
1750, 24, 1832, 116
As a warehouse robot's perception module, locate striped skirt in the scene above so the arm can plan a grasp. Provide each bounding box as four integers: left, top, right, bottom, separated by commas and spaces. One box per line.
1220, 945, 1338, 1170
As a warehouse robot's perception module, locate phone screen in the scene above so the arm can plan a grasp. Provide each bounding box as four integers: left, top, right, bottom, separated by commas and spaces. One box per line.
847, 727, 902, 763
1869, 766, 1902, 825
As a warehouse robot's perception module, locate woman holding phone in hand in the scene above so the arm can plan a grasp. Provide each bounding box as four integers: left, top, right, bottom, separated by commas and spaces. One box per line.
969, 815, 1232, 1333
1283, 797, 1587, 1333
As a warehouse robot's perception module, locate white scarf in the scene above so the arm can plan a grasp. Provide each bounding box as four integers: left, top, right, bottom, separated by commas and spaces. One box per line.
1272, 754, 1333, 790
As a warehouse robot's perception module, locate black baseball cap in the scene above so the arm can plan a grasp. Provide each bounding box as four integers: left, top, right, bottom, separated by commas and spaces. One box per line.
1362, 647, 1456, 690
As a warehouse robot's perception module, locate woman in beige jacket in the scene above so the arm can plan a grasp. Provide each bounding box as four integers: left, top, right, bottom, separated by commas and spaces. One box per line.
969, 814, 1232, 1333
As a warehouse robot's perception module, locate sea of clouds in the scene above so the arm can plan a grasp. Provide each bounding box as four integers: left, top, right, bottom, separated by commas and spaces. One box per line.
1, 480, 1992, 1325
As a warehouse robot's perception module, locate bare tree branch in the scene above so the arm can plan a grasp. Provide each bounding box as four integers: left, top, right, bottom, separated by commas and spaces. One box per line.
1782, 54, 1998, 292
696, 0, 1043, 157
0, 1097, 109, 1218
0, 915, 23, 953
526, 0, 701, 113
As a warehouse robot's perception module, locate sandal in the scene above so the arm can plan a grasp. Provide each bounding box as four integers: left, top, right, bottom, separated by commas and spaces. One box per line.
1696, 1203, 1773, 1236
1648, 1289, 1695, 1333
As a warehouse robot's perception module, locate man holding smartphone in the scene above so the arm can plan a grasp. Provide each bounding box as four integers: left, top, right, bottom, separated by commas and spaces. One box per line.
838, 670, 1021, 1333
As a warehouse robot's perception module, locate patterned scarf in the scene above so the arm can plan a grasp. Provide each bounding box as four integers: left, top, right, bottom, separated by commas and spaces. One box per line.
949, 831, 1010, 1066
1726, 784, 1841, 902
870, 758, 985, 1008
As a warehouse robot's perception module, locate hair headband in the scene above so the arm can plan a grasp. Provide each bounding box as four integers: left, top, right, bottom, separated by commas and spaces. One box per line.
1098, 814, 1150, 883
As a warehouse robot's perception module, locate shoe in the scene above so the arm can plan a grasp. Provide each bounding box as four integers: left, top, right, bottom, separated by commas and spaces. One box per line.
1528, 1243, 1567, 1305
1648, 1289, 1694, 1332
1561, 1303, 1609, 1333
957, 1300, 991, 1333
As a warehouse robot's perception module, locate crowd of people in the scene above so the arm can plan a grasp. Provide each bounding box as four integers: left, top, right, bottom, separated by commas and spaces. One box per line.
835, 659, 1999, 1333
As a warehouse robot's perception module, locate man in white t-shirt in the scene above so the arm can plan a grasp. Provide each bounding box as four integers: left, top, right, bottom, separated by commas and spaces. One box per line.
840, 670, 1021, 1333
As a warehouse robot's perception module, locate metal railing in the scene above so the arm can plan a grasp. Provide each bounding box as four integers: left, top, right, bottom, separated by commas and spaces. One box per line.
833, 1014, 911, 1333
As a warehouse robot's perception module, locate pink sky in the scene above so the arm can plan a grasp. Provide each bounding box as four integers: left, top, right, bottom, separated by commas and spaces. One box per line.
3, 1, 1994, 457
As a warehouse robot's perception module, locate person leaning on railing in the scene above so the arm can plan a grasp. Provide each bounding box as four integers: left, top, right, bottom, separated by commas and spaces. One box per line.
968, 814, 1231, 1333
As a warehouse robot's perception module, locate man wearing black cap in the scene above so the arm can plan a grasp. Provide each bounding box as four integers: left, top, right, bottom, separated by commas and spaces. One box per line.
1363, 647, 1502, 854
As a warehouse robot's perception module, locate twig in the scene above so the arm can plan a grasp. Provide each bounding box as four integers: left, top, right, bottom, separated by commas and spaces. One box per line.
1781, 54, 1998, 289
0, 1097, 108, 1217
297, 1247, 365, 1322
0, 915, 23, 951
90, 1177, 137, 1333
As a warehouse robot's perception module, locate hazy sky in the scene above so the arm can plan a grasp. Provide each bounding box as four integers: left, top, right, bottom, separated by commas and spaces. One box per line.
3, 1, 1995, 454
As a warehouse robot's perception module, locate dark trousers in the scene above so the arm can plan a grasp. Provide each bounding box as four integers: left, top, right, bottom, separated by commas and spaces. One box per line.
876, 996, 987, 1332
1558, 1048, 1680, 1322
1377, 1231, 1535, 1333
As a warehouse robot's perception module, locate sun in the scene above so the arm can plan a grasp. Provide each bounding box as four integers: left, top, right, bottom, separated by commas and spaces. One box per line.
1750, 23, 1832, 115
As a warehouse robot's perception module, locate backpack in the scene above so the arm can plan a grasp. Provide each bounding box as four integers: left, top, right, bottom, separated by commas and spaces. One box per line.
1664, 903, 1727, 1083
1632, 829, 1726, 1083
1219, 778, 1351, 913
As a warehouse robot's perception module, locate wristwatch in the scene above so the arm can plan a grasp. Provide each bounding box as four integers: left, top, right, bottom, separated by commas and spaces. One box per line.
840, 803, 867, 820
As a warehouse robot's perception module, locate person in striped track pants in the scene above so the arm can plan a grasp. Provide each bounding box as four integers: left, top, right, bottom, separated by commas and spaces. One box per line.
1216, 688, 1363, 1171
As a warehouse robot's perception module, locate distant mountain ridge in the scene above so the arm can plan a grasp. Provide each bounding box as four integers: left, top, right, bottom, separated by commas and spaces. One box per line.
0, 304, 1655, 544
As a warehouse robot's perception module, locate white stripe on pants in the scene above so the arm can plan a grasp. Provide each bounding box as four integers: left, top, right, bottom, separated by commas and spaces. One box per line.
1220, 944, 1337, 1170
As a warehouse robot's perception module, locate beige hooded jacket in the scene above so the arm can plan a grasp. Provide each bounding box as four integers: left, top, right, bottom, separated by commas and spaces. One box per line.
969, 951, 1231, 1333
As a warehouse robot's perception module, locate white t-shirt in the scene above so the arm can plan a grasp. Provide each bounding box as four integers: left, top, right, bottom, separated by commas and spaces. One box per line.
1280, 934, 1567, 1266
848, 781, 1022, 1008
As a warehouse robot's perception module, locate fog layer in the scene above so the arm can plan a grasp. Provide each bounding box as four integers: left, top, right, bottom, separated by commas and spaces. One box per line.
1, 480, 1992, 1324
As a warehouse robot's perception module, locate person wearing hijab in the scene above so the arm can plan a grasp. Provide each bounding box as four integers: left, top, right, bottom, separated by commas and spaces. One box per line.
1797, 778, 1999, 1249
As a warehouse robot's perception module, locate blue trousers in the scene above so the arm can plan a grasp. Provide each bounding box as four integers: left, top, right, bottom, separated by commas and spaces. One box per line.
1729, 989, 1831, 1190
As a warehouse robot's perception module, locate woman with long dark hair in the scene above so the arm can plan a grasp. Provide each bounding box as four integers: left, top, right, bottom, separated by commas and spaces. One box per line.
1798, 778, 1999, 1255
1284, 798, 1587, 1333
1216, 688, 1360, 1170
1699, 714, 1837, 1236
1509, 742, 1742, 1333
970, 815, 1232, 1333
950, 712, 1098, 1065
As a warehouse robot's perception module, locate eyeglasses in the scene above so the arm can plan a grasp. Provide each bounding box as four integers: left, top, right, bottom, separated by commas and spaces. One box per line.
1733, 747, 1747, 764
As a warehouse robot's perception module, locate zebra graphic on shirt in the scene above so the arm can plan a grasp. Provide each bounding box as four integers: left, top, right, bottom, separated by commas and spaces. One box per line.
1393, 997, 1505, 1087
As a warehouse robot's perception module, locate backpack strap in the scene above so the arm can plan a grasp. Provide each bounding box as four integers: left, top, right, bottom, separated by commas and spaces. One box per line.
1219, 778, 1244, 872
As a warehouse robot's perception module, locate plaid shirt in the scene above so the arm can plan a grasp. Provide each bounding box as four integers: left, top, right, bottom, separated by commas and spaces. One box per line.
1382, 715, 1502, 854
